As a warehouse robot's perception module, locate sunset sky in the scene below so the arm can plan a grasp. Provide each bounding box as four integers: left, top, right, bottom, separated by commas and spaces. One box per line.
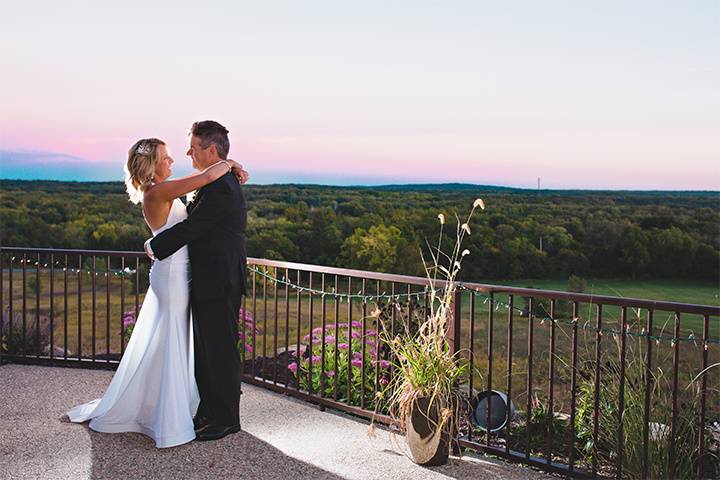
1, 1, 718, 189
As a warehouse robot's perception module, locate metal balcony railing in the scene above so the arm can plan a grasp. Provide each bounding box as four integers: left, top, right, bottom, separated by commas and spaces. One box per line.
1, 246, 718, 478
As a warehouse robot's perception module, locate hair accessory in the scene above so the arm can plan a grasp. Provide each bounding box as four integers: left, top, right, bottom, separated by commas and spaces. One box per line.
136, 142, 152, 155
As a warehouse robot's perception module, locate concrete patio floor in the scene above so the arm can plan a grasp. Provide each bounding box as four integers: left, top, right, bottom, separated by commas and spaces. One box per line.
0, 364, 554, 480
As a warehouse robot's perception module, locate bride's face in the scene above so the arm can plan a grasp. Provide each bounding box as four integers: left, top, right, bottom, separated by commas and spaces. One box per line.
153, 145, 174, 182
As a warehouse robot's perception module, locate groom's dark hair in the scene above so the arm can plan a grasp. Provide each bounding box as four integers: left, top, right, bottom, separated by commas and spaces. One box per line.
191, 120, 230, 160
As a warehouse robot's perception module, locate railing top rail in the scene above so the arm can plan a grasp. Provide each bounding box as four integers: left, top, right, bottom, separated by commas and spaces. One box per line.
2, 246, 718, 316
0, 246, 146, 257
461, 282, 720, 316
249, 257, 436, 287
249, 258, 720, 316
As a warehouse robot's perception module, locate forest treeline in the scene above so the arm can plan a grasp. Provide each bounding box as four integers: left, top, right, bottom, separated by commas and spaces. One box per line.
1, 180, 718, 281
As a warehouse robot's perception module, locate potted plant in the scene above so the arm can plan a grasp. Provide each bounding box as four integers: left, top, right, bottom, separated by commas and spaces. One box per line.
370, 198, 485, 466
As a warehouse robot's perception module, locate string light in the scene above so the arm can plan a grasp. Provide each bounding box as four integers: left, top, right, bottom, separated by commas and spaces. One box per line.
246, 267, 720, 347
1, 255, 717, 347
249, 266, 431, 303
5, 258, 138, 277
459, 284, 719, 346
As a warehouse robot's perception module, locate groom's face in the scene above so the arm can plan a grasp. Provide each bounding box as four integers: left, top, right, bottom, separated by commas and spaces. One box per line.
187, 134, 212, 170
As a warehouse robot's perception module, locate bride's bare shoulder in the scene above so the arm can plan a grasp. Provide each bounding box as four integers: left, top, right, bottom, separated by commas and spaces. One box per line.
142, 182, 163, 202
141, 194, 173, 231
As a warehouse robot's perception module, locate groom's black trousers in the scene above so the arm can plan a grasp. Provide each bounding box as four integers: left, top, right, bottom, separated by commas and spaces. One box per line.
192, 291, 242, 427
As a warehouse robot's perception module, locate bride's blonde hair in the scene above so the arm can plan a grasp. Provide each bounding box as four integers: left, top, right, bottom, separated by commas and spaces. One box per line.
124, 138, 166, 204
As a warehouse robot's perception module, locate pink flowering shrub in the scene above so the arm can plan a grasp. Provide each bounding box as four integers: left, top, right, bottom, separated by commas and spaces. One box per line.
237, 308, 260, 362
122, 310, 136, 343
291, 320, 391, 408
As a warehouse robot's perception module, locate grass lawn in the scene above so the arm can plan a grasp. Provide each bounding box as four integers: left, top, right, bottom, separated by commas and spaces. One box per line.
499, 278, 719, 335
2, 269, 718, 353
503, 278, 719, 306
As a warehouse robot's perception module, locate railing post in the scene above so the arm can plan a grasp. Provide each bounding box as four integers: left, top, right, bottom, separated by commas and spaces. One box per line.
449, 286, 463, 456
449, 287, 462, 355
451, 287, 464, 455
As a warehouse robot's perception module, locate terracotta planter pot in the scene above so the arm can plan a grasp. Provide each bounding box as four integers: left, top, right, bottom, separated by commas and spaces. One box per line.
405, 396, 451, 466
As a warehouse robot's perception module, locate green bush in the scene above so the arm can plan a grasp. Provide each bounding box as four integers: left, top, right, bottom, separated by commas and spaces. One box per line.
292, 320, 390, 409
575, 342, 719, 478
1, 310, 51, 356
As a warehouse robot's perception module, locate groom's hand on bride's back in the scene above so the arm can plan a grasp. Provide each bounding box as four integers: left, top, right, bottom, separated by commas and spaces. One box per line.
227, 159, 249, 184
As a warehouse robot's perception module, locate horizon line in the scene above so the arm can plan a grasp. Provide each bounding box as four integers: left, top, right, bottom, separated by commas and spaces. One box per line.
1, 178, 718, 194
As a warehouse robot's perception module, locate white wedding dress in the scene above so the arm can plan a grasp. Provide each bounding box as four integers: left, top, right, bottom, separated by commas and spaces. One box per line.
68, 199, 200, 448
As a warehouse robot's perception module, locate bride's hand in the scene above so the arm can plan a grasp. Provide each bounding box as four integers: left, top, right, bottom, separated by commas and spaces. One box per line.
226, 159, 249, 184
203, 161, 232, 182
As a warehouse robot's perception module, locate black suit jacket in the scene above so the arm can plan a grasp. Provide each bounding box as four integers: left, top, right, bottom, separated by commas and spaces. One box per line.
150, 172, 247, 302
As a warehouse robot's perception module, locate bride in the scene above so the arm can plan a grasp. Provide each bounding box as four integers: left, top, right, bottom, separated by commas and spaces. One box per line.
67, 137, 247, 448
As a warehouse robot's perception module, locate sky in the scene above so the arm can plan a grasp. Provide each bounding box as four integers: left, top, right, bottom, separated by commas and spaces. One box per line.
1, 0, 718, 189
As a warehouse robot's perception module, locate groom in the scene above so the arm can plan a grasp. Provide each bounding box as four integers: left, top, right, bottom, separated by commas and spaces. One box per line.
145, 120, 248, 441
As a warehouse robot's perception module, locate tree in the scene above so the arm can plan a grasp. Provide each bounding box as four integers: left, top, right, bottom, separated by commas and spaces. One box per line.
339, 224, 406, 273
554, 248, 589, 277
92, 222, 120, 248
618, 226, 650, 278
647, 227, 698, 278
692, 243, 720, 281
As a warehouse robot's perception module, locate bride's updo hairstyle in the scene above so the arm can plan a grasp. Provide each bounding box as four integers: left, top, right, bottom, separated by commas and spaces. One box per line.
124, 138, 166, 204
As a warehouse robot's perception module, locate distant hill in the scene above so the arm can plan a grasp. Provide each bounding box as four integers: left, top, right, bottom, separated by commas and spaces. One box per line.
364, 183, 720, 196
0, 179, 126, 194
361, 183, 522, 192
0, 150, 120, 182
2, 179, 717, 197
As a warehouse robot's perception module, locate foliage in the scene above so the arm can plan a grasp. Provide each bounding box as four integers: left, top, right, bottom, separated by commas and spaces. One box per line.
290, 321, 391, 408
237, 308, 259, 362
121, 310, 136, 343
1, 309, 52, 355
567, 274, 587, 293
575, 340, 720, 478
506, 393, 571, 458
339, 224, 410, 273
1, 180, 718, 281
27, 276, 38, 295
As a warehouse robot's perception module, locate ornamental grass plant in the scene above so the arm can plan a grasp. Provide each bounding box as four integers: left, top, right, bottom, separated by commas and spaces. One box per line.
575, 336, 720, 479
369, 199, 486, 450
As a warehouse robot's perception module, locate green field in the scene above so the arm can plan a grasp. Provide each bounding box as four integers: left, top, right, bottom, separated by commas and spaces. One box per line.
2, 267, 718, 355
504, 278, 719, 306
500, 278, 719, 335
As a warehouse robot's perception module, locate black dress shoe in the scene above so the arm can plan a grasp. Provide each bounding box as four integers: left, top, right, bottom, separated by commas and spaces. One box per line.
193, 416, 210, 432
195, 423, 242, 441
